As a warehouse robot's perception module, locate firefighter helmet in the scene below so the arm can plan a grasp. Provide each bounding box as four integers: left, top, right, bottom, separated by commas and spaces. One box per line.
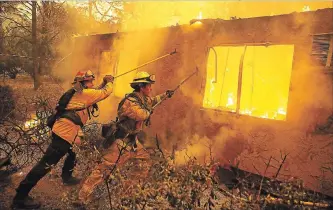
130, 71, 155, 85
72, 70, 95, 84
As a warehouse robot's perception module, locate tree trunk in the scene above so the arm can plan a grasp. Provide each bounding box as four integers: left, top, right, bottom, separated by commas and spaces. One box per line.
0, 18, 3, 82
0, 3, 4, 54
0, 3, 5, 82
39, 1, 48, 76
89, 0, 92, 20
32, 1, 41, 90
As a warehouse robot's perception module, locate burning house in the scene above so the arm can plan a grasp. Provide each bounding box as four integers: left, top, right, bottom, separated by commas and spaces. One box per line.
71, 9, 333, 194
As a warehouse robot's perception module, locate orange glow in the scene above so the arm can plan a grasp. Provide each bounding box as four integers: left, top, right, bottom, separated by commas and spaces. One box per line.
226, 93, 235, 107
197, 11, 203, 19
302, 5, 311, 12
203, 45, 294, 120
24, 114, 39, 129
120, 2, 332, 30
24, 119, 39, 129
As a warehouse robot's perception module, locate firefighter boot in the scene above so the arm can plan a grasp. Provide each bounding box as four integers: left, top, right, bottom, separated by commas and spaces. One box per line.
72, 201, 87, 210
12, 195, 41, 209
63, 176, 81, 186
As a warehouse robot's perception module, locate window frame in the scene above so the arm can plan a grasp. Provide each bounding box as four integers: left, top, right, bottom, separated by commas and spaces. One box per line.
202, 43, 294, 120
310, 33, 333, 69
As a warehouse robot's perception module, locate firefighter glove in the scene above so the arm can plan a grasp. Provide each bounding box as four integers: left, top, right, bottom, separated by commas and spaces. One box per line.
166, 90, 175, 98
149, 109, 154, 115
103, 75, 114, 83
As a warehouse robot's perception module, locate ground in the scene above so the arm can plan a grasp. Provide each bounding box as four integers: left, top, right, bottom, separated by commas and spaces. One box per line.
0, 166, 76, 210
0, 75, 78, 209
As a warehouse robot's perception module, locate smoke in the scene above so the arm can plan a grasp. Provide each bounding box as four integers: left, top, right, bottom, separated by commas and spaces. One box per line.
49, 1, 333, 194
51, 3, 120, 86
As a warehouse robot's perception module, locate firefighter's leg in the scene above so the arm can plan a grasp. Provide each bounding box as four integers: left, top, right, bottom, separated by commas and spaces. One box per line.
122, 133, 154, 183
137, 131, 156, 152
78, 160, 114, 203
13, 134, 69, 208
137, 131, 163, 160
136, 131, 149, 148
102, 128, 118, 149
78, 138, 129, 203
62, 148, 79, 185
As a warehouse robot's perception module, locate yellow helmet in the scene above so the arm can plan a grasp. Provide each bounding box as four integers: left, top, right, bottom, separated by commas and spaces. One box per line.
72, 70, 95, 84
130, 71, 155, 84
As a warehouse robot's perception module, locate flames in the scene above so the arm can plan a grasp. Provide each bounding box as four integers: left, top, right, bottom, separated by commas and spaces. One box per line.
23, 114, 51, 143
238, 107, 287, 120
120, 2, 328, 30
192, 11, 203, 25
197, 11, 203, 19
203, 45, 294, 121
24, 116, 39, 130
226, 93, 234, 107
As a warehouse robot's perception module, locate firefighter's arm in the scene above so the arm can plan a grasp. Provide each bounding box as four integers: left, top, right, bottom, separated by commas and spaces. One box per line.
84, 82, 113, 106
121, 98, 150, 121
151, 93, 168, 107
95, 81, 106, 90
95, 76, 114, 89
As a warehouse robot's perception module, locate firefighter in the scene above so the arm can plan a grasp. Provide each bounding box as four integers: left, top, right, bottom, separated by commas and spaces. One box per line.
78, 71, 174, 203
12, 70, 114, 209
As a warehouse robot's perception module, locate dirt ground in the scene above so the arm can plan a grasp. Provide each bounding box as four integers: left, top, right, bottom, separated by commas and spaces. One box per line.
0, 166, 77, 210
0, 75, 79, 209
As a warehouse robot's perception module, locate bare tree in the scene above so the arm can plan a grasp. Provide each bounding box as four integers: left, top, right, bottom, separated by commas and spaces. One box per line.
0, 3, 4, 54
0, 2, 68, 85
32, 1, 40, 89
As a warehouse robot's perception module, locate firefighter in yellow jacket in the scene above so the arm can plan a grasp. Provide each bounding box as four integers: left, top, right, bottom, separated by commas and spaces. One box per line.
78, 71, 174, 202
12, 70, 114, 209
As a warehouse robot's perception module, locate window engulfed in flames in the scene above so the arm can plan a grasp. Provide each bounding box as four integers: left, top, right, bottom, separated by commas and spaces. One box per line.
203, 45, 294, 121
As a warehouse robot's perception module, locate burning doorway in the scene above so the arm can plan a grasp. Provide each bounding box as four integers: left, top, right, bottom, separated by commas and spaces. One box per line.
203, 45, 294, 120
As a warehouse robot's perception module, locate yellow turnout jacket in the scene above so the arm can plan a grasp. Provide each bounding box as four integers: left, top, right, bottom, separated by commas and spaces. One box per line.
52, 82, 113, 144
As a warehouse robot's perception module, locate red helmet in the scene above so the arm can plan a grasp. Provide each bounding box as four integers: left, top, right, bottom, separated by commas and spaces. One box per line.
72, 70, 95, 84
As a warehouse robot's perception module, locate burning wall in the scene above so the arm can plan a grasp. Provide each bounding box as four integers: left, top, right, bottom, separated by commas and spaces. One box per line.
71, 9, 333, 194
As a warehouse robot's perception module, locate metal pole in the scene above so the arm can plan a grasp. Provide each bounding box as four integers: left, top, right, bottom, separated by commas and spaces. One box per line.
173, 67, 198, 92
112, 49, 177, 79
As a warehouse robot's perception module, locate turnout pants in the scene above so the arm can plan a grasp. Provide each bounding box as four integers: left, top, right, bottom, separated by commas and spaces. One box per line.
79, 130, 152, 203
14, 133, 76, 200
